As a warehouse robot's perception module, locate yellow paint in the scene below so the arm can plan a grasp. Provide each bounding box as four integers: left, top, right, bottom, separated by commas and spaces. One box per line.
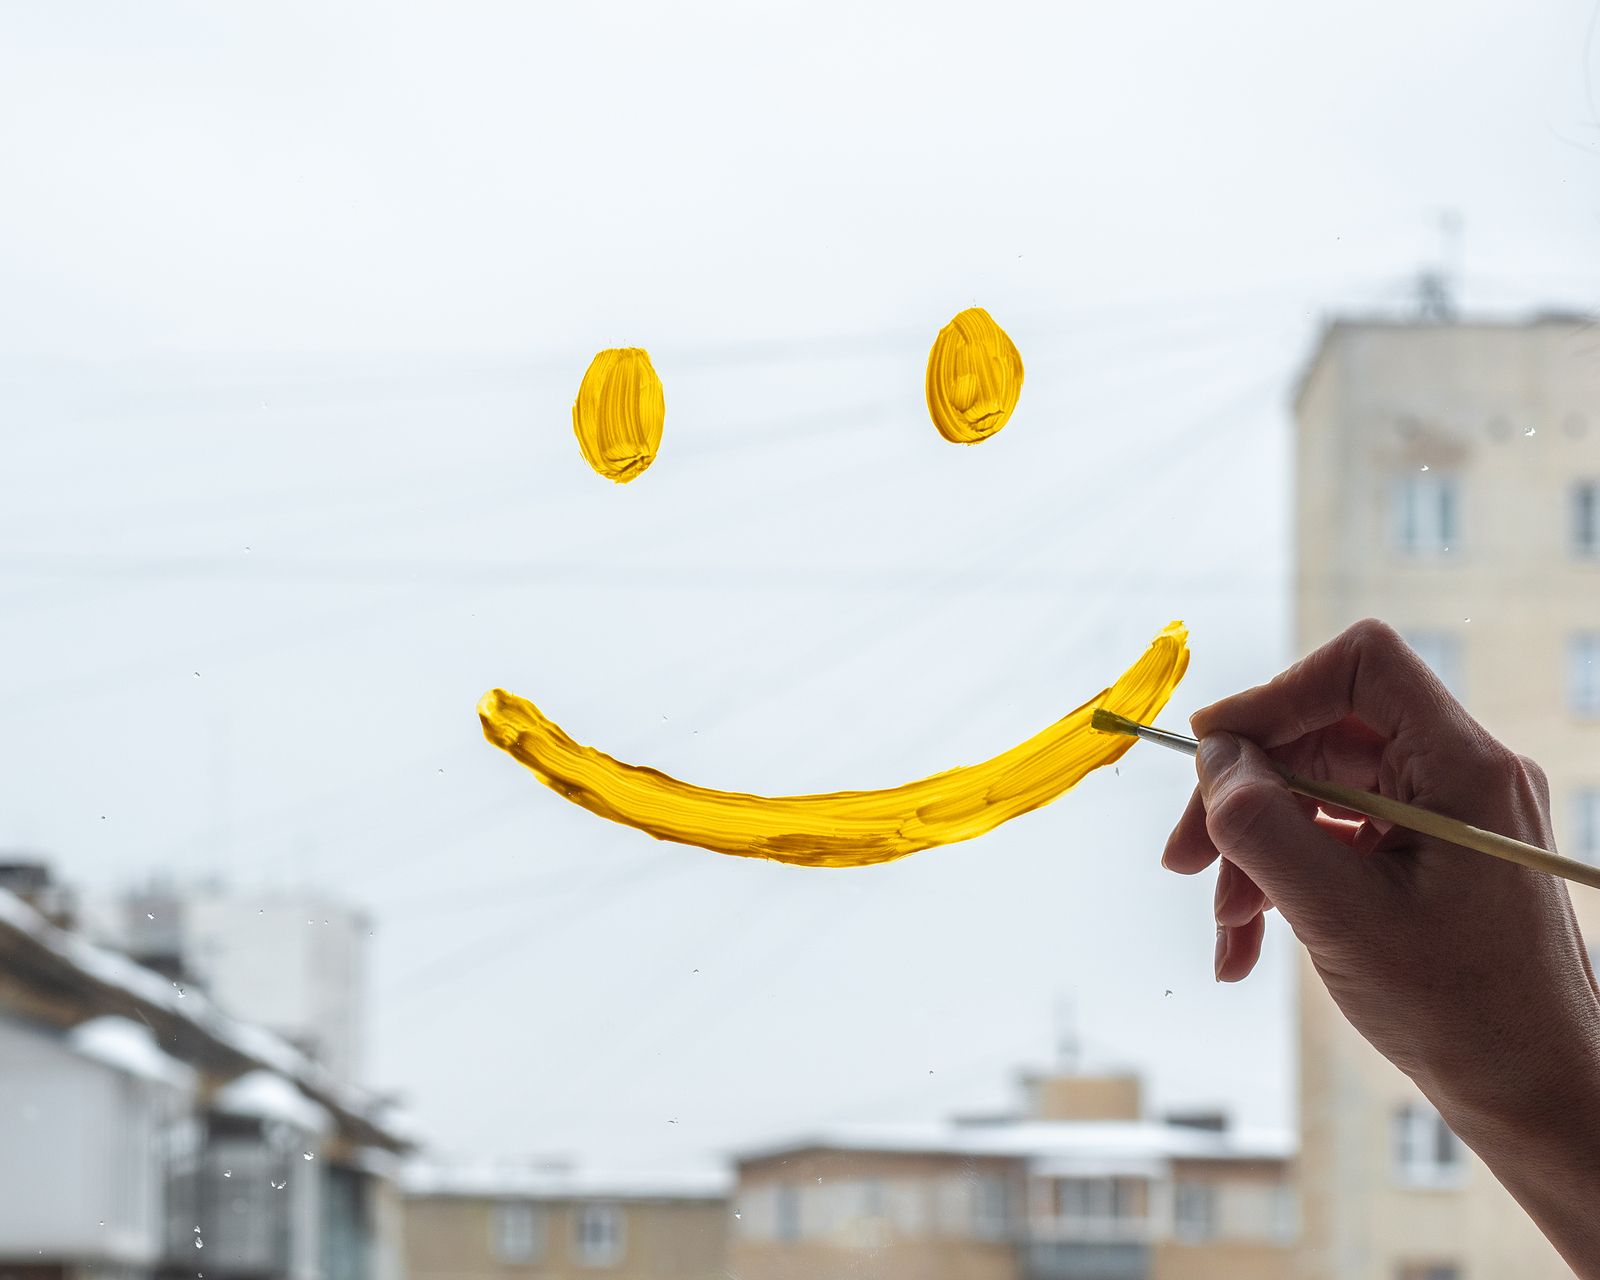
925, 307, 1024, 444
572, 348, 665, 482
477, 622, 1188, 867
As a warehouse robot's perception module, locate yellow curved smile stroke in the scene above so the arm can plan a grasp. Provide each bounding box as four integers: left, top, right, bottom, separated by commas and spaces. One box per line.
477, 621, 1189, 867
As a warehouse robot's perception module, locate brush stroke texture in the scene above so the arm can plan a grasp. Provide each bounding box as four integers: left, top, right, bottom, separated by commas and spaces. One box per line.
477, 622, 1189, 867
925, 307, 1025, 444
572, 347, 665, 482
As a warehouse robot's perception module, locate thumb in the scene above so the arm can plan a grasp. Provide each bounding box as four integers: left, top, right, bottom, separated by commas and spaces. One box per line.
1196, 732, 1361, 935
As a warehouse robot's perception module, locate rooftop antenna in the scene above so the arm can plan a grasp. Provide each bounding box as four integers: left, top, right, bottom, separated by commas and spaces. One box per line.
1054, 990, 1080, 1073
1416, 209, 1463, 321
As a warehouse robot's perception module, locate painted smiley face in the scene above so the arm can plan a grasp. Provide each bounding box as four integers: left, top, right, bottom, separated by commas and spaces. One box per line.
477, 307, 1190, 868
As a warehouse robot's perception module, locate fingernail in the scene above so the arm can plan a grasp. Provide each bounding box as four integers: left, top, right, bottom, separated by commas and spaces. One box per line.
1196, 733, 1242, 791
1213, 926, 1228, 982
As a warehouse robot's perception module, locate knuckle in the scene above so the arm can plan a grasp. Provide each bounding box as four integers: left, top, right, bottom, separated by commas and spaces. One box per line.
1516, 753, 1549, 791
1205, 777, 1281, 852
1346, 617, 1401, 651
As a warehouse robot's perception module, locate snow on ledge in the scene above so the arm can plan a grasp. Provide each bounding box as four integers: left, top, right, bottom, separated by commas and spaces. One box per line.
401, 1158, 733, 1202
214, 1069, 334, 1135
67, 1016, 196, 1091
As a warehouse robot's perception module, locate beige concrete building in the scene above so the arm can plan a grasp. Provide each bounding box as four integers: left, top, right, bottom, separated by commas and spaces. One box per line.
1292, 314, 1600, 1280
731, 1072, 1294, 1280
400, 1162, 730, 1280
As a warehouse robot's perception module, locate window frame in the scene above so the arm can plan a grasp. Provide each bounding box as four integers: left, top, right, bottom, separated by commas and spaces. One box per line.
571, 1202, 625, 1268
1571, 788, 1600, 866
1572, 480, 1600, 559
490, 1199, 543, 1264
1172, 1179, 1218, 1243
774, 1183, 801, 1243
970, 1174, 1011, 1242
1569, 633, 1600, 719
1392, 1103, 1466, 1189
1391, 473, 1461, 557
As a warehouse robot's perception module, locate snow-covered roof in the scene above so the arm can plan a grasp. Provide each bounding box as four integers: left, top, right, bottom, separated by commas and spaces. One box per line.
214, 1069, 333, 1135
0, 886, 406, 1152
402, 1159, 733, 1202
735, 1120, 1295, 1168
67, 1015, 197, 1091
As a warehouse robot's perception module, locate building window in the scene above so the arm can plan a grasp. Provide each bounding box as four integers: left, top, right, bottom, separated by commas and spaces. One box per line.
1172, 1181, 1217, 1242
572, 1204, 624, 1267
1572, 790, 1600, 866
491, 1201, 542, 1263
1393, 474, 1460, 555
1573, 481, 1600, 558
774, 1184, 801, 1243
971, 1175, 1010, 1241
1392, 1104, 1465, 1188
1401, 630, 1463, 700
1398, 1265, 1461, 1280
1056, 1177, 1141, 1229
1569, 634, 1600, 717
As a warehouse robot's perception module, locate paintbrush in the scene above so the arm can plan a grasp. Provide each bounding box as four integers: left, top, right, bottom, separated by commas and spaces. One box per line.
1091, 708, 1600, 892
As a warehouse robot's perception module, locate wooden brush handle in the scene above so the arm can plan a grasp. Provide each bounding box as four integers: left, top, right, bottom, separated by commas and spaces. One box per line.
1278, 768, 1600, 892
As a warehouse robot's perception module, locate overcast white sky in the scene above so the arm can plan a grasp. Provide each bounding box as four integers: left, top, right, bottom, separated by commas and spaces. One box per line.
2, 0, 1597, 1170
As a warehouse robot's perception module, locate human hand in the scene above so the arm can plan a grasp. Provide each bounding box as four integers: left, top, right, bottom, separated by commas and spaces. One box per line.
1162, 619, 1600, 1134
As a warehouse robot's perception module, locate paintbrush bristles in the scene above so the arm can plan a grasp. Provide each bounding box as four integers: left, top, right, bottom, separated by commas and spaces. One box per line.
1092, 708, 1141, 737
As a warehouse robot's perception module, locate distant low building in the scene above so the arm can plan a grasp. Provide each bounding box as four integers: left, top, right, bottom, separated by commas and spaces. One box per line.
730, 1072, 1294, 1280
400, 1160, 732, 1280
0, 863, 409, 1280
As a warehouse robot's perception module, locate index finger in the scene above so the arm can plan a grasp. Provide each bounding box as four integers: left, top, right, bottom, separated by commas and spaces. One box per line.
1190, 618, 1474, 751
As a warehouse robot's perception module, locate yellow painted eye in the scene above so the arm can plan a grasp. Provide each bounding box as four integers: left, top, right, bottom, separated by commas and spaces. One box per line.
925, 307, 1024, 444
572, 348, 665, 483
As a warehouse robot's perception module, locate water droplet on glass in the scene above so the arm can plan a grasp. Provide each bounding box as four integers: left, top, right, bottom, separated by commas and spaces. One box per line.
223, 1170, 231, 1178
1524, 426, 1536, 437
734, 1211, 742, 1220
195, 1238, 204, 1250
1164, 989, 1173, 998
98, 1220, 105, 1227
174, 983, 186, 998
303, 1151, 314, 1161
193, 1226, 200, 1234
193, 672, 200, 678
271, 1179, 287, 1190
147, 913, 155, 920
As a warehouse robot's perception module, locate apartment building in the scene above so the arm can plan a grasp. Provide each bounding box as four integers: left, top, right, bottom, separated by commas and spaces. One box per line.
400, 1161, 731, 1280
0, 863, 408, 1280
1292, 315, 1600, 1280
730, 1071, 1294, 1280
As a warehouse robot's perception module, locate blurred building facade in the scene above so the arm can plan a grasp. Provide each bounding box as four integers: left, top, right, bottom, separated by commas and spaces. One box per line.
0, 862, 406, 1280
118, 884, 370, 1085
400, 1161, 731, 1280
1292, 315, 1600, 1279
730, 1071, 1294, 1280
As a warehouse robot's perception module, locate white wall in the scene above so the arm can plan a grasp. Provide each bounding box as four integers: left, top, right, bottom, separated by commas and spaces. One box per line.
0, 1015, 190, 1266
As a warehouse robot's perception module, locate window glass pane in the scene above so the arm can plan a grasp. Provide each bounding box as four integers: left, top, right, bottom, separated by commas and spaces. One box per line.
573, 1204, 623, 1265
491, 1202, 540, 1262
1392, 475, 1460, 554
1573, 482, 1600, 557
1571, 790, 1600, 865
1569, 634, 1600, 716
